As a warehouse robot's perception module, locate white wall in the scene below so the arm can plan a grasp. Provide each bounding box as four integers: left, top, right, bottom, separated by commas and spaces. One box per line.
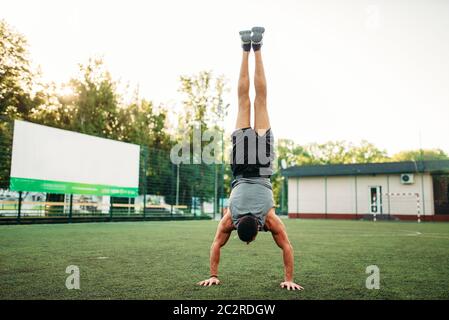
288, 173, 434, 216
296, 177, 326, 213
327, 176, 356, 214
386, 173, 434, 215
288, 178, 298, 213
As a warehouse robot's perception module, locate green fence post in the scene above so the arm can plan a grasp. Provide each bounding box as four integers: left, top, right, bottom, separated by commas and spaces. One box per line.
142, 146, 148, 220
171, 162, 175, 217
143, 193, 146, 219
69, 194, 73, 223
17, 191, 22, 224
214, 164, 217, 220
220, 162, 224, 218
109, 197, 113, 222
192, 184, 195, 217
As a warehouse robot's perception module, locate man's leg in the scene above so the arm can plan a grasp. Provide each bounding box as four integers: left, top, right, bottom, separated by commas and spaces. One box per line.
236, 50, 251, 130
252, 28, 270, 134
252, 27, 273, 174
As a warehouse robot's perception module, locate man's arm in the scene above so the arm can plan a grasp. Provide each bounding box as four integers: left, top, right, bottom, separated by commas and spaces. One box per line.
198, 210, 234, 286
266, 210, 304, 291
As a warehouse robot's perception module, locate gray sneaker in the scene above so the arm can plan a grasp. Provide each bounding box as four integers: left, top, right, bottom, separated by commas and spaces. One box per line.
239, 30, 252, 51
251, 26, 265, 51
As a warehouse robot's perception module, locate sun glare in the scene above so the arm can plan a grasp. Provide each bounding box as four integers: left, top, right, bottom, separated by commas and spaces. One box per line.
59, 85, 75, 98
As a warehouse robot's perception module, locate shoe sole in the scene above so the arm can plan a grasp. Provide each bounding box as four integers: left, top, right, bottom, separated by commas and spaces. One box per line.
239, 30, 252, 43
251, 26, 265, 43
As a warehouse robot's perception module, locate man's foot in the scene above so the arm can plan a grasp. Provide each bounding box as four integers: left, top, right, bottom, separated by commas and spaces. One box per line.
239, 30, 252, 52
251, 26, 265, 51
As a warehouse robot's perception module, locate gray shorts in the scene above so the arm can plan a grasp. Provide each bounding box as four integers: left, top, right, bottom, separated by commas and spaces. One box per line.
229, 177, 274, 230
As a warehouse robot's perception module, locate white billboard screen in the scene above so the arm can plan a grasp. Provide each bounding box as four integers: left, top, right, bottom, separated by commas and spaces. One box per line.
9, 120, 140, 197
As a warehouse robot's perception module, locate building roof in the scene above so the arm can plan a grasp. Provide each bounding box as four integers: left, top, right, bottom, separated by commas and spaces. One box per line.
281, 160, 449, 177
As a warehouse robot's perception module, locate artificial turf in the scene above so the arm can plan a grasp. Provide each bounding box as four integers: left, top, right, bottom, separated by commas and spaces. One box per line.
0, 219, 448, 299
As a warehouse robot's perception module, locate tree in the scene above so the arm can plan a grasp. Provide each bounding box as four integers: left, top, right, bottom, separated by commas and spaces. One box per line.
0, 20, 46, 188
352, 140, 389, 163
28, 82, 72, 128
391, 149, 449, 162
176, 71, 230, 208
67, 58, 120, 139
116, 98, 172, 199
0, 19, 41, 118
117, 98, 170, 148
29, 58, 122, 139
276, 139, 316, 167
178, 71, 229, 132
305, 140, 389, 164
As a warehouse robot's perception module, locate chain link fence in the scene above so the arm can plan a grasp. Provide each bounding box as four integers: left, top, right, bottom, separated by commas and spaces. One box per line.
0, 117, 228, 224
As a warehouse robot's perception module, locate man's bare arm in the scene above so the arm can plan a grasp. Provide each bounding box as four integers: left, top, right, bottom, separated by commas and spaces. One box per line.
266, 210, 304, 291
198, 210, 234, 286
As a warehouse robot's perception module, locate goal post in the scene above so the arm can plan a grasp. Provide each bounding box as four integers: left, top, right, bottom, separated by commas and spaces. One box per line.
383, 192, 421, 223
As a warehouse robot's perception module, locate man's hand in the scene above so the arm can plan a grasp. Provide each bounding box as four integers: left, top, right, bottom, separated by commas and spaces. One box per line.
280, 281, 304, 291
198, 277, 220, 287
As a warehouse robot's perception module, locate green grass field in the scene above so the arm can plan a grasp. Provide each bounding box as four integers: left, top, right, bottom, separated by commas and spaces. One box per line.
1, 219, 449, 300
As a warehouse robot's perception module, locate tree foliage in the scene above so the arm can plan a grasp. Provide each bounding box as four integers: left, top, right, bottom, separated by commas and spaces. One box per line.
305, 140, 389, 164
175, 71, 230, 206
0, 19, 41, 118
0, 20, 46, 187
391, 149, 449, 162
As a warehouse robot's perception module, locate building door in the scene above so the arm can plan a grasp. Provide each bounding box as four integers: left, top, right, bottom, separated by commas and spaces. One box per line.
369, 186, 382, 214
432, 174, 449, 214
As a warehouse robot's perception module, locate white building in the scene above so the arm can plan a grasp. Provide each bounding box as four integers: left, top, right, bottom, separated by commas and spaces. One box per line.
282, 160, 449, 221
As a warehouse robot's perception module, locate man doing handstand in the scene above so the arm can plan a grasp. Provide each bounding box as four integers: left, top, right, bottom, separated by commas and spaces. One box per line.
198, 27, 303, 291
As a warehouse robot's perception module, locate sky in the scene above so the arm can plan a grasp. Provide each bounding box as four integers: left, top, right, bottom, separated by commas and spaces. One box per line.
2, 0, 449, 156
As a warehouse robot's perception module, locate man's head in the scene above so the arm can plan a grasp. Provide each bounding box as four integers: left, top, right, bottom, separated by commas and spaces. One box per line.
237, 215, 259, 244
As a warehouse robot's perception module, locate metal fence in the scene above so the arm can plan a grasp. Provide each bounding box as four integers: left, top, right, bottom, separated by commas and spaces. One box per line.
0, 119, 228, 224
